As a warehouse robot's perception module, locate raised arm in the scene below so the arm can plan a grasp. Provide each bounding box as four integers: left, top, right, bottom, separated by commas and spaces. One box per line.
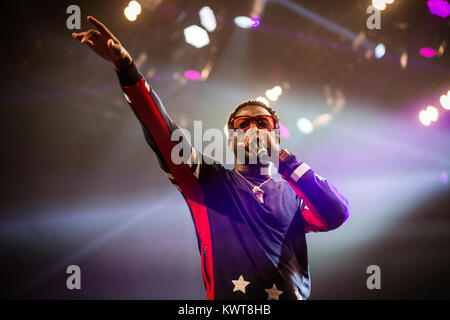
278, 149, 349, 233
72, 16, 202, 190
73, 17, 220, 300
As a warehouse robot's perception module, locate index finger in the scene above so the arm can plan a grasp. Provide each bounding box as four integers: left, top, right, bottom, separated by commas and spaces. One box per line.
87, 16, 116, 39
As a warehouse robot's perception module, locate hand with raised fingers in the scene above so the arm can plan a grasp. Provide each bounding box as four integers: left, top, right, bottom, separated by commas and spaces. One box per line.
72, 16, 132, 70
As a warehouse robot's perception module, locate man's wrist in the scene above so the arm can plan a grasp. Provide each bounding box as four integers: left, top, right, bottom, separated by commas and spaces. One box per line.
114, 57, 133, 72
277, 149, 302, 176
115, 60, 141, 88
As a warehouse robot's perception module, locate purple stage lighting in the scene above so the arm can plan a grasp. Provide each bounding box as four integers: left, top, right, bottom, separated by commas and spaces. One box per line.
279, 122, 290, 139
441, 171, 448, 185
427, 0, 450, 18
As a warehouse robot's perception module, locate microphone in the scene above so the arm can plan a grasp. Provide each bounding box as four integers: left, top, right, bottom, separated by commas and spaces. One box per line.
250, 136, 269, 160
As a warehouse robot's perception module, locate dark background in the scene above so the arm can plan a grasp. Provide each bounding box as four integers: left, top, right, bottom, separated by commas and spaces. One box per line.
1, 0, 449, 299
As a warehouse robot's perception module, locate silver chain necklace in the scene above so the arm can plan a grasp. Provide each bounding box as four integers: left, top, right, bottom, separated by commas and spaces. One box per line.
233, 169, 272, 204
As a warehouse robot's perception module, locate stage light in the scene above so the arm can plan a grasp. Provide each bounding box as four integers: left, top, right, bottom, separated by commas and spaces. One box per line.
418, 106, 439, 127
251, 18, 261, 28
427, 0, 450, 18
272, 86, 282, 96
256, 96, 270, 106
440, 92, 450, 110
124, 1, 142, 21
426, 106, 439, 122
200, 63, 213, 81
184, 70, 202, 81
372, 0, 387, 11
234, 16, 254, 29
314, 113, 333, 126
183, 25, 210, 48
400, 52, 408, 70
129, 1, 142, 15
438, 43, 446, 56
124, 6, 138, 21
420, 47, 437, 58
265, 86, 283, 102
265, 90, 278, 101
296, 118, 314, 134
372, 0, 395, 10
374, 43, 386, 59
419, 110, 432, 126
199, 6, 217, 32
265, 90, 277, 102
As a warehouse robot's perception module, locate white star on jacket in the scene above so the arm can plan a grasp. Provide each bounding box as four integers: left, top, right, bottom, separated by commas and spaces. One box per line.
232, 275, 251, 294
265, 284, 283, 300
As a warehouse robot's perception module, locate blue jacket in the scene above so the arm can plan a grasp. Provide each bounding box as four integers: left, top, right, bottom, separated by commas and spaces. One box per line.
115, 63, 349, 300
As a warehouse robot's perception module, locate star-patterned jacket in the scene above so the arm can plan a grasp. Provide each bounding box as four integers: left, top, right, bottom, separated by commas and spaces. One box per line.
115, 62, 350, 300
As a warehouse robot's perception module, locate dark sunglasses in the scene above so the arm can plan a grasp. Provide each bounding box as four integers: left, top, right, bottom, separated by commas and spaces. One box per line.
231, 115, 278, 131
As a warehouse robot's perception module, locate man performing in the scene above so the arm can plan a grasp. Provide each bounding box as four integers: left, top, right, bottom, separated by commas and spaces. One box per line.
73, 16, 349, 300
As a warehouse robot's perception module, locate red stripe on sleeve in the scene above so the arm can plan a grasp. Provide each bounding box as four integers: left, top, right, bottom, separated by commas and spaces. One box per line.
282, 174, 328, 233
124, 79, 215, 299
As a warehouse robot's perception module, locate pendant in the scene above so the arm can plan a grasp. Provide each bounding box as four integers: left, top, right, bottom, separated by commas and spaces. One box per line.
255, 192, 265, 204
252, 186, 265, 204
252, 186, 263, 194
